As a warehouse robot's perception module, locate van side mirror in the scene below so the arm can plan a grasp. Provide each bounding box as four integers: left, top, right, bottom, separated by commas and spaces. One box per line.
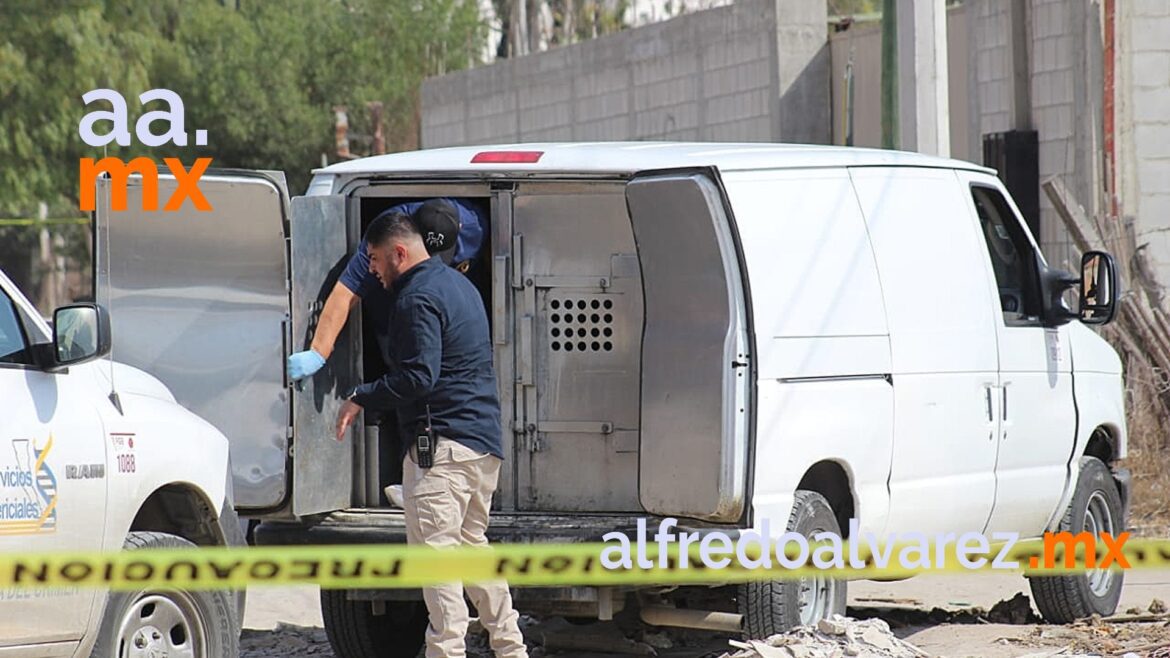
1038, 260, 1080, 327
51, 303, 111, 368
1079, 251, 1118, 325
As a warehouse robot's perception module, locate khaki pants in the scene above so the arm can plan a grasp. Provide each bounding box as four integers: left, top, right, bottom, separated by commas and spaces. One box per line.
403, 439, 528, 658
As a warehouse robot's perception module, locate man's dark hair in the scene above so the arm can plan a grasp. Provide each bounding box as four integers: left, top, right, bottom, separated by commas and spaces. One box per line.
364, 210, 420, 248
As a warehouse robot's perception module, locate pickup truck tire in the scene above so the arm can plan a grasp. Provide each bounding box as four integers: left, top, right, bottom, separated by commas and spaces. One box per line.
1028, 456, 1126, 623
320, 590, 428, 658
738, 490, 847, 638
90, 531, 238, 658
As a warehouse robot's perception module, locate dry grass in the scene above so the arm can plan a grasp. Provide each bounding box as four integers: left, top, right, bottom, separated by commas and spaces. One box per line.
1113, 342, 1170, 537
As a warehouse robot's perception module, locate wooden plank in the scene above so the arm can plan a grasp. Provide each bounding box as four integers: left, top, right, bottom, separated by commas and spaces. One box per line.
1042, 177, 1101, 252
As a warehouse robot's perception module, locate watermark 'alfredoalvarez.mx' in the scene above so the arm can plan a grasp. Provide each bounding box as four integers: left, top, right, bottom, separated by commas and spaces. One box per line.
598, 518, 1132, 571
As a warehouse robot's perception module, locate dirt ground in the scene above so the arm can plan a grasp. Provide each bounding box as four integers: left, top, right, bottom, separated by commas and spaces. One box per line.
239, 570, 1170, 657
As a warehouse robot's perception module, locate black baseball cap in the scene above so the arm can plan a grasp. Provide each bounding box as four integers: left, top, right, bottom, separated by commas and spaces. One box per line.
414, 199, 460, 257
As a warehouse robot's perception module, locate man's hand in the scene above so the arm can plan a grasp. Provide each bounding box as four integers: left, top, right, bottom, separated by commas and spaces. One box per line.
288, 349, 326, 382
336, 399, 362, 442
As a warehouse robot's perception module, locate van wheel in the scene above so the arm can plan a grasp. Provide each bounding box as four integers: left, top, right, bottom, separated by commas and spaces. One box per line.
320, 590, 427, 658
738, 491, 847, 638
90, 532, 238, 658
1028, 457, 1125, 623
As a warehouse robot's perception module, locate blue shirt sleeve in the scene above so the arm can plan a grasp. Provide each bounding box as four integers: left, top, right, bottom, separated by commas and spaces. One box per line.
338, 238, 378, 297
444, 198, 486, 264
338, 202, 421, 297
352, 293, 443, 409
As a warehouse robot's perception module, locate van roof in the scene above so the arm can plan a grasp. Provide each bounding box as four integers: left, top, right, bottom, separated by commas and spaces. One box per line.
317, 142, 995, 176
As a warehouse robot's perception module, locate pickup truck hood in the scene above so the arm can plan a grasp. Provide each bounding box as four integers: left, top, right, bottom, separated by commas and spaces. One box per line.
92, 361, 178, 404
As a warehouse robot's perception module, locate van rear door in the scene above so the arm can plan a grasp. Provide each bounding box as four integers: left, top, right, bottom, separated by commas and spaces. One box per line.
287, 194, 355, 516
94, 173, 354, 516
626, 170, 751, 523
508, 182, 644, 512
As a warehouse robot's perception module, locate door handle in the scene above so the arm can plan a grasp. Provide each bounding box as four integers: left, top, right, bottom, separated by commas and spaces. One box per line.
983, 383, 995, 422
494, 256, 509, 345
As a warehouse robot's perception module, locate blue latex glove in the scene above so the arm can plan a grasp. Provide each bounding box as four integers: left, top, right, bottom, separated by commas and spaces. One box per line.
287, 349, 326, 382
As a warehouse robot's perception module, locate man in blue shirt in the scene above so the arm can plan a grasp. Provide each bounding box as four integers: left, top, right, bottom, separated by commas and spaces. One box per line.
286, 197, 485, 380
334, 211, 527, 658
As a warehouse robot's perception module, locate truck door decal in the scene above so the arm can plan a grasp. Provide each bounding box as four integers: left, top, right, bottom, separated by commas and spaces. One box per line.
0, 437, 58, 535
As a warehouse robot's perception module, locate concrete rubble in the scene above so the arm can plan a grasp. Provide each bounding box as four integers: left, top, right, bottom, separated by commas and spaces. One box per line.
719, 615, 930, 658
240, 623, 333, 656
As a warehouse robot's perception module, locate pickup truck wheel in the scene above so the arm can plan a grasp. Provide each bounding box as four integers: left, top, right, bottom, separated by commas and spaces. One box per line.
1028, 456, 1126, 623
321, 590, 427, 658
738, 490, 847, 638
90, 532, 238, 658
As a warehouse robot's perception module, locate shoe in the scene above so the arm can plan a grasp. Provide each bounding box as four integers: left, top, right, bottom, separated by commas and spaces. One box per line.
384, 484, 404, 508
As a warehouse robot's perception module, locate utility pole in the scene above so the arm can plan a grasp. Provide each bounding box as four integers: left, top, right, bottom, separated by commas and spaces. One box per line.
896, 0, 950, 156
368, 102, 385, 155
880, 0, 898, 149
37, 202, 58, 312
516, 0, 530, 56
333, 106, 352, 160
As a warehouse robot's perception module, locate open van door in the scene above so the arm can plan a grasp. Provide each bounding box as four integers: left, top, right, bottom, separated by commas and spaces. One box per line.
286, 194, 355, 516
625, 170, 752, 523
94, 173, 354, 516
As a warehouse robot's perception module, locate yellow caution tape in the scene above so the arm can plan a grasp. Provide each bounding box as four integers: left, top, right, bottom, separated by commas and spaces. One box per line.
0, 537, 1168, 591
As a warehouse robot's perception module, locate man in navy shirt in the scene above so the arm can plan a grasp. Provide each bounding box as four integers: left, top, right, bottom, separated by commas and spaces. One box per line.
333, 211, 527, 658
287, 198, 483, 499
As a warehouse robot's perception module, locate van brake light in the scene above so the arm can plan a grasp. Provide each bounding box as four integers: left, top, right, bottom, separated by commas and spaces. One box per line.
471, 151, 544, 164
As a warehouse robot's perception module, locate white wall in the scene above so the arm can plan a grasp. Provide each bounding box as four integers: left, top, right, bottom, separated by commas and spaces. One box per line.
1118, 0, 1170, 287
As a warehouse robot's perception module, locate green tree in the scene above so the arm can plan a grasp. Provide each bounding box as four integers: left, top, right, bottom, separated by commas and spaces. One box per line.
0, 0, 487, 217
0, 0, 486, 305
827, 0, 879, 16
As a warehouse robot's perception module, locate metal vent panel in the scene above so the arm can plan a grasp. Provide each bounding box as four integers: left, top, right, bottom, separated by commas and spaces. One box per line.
548, 294, 617, 353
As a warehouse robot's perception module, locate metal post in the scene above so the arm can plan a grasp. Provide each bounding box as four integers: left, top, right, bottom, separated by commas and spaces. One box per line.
368, 101, 385, 155
880, 0, 899, 150
333, 106, 351, 160
37, 202, 55, 311
516, 0, 529, 56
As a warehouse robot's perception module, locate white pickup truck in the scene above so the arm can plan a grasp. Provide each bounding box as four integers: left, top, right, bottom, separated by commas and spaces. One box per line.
0, 267, 243, 657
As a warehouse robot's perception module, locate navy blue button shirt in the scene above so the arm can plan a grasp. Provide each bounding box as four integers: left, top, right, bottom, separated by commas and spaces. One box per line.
351, 256, 503, 460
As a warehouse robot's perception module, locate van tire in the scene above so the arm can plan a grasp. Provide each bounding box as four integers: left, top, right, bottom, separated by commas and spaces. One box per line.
738, 490, 847, 638
90, 532, 238, 658
1028, 456, 1126, 623
320, 590, 428, 658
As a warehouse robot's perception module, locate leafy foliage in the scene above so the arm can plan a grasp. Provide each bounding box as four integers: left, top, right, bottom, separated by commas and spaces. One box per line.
0, 0, 487, 217
826, 0, 879, 16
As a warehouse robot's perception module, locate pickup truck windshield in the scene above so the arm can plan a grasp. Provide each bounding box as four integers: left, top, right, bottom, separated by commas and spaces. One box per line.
0, 289, 32, 365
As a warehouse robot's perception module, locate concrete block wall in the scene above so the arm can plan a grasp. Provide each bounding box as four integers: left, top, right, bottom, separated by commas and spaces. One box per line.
830, 6, 971, 161
421, 0, 830, 147
971, 0, 1014, 139
1029, 0, 1099, 273
1119, 0, 1170, 287
968, 0, 1102, 274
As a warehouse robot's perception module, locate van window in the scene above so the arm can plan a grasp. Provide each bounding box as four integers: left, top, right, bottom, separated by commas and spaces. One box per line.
0, 290, 32, 365
971, 186, 1042, 325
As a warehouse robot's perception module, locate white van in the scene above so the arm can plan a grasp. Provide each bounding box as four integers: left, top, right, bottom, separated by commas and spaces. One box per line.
0, 268, 243, 657
96, 143, 1129, 654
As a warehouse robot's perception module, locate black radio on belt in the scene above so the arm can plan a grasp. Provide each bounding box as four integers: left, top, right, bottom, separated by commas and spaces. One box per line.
415, 404, 436, 469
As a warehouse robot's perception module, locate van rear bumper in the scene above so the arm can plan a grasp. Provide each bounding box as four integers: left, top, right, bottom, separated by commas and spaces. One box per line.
253, 510, 740, 546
